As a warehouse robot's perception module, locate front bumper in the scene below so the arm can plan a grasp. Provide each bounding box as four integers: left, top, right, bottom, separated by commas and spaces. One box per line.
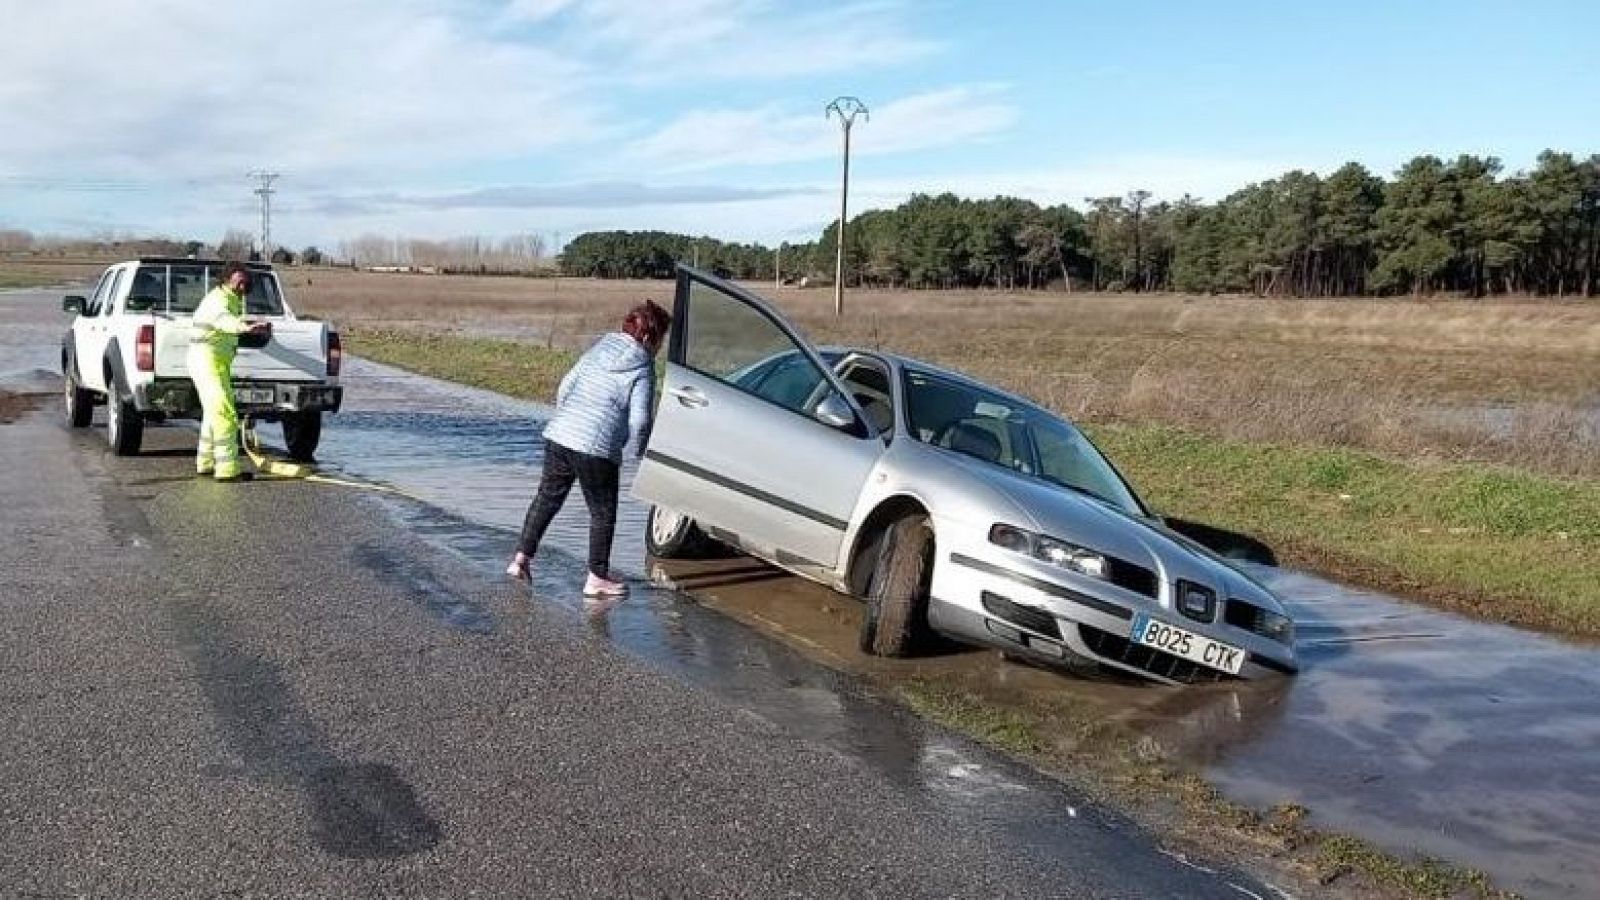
926, 547, 1298, 684
139, 379, 344, 419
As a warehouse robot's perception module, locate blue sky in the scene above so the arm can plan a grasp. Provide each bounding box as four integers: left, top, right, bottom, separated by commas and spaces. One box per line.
2, 0, 1595, 251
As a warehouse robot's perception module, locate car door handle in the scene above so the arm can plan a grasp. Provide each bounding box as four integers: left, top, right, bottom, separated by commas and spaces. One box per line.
668, 386, 709, 408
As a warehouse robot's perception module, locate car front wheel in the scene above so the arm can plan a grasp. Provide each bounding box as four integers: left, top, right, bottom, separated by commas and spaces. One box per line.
859, 514, 936, 658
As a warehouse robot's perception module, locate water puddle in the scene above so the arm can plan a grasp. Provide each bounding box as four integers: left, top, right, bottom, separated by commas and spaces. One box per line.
302, 356, 1600, 898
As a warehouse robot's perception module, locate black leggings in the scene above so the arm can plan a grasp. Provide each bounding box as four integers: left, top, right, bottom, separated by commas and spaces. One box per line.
517, 441, 621, 578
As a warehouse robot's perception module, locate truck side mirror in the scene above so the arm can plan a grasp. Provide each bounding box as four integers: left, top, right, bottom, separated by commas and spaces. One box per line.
62, 295, 86, 314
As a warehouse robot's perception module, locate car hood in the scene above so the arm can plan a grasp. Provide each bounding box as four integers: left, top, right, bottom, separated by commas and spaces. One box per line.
958, 456, 1288, 616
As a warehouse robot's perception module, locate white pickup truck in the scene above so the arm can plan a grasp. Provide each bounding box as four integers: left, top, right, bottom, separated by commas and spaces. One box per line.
60, 258, 343, 459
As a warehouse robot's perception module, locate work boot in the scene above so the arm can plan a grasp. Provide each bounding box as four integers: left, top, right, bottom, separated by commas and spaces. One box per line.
505, 552, 531, 581
583, 572, 627, 598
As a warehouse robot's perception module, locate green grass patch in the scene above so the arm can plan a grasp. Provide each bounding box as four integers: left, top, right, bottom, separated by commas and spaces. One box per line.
1090, 423, 1600, 638
1314, 835, 1506, 899
349, 328, 577, 403
0, 270, 66, 289
898, 682, 1044, 755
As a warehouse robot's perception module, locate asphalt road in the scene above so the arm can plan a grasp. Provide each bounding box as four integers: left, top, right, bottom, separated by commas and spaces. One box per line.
0, 289, 1273, 898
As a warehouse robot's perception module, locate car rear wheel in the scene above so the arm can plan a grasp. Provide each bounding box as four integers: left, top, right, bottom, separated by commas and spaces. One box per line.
646, 505, 709, 559
282, 411, 322, 462
859, 514, 935, 658
63, 367, 93, 428
106, 374, 144, 456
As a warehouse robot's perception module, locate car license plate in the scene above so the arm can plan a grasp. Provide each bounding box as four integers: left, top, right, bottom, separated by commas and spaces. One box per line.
234, 387, 274, 404
1129, 613, 1246, 675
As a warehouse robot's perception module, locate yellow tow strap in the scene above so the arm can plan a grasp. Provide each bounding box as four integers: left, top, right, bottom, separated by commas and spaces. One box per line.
240, 425, 426, 501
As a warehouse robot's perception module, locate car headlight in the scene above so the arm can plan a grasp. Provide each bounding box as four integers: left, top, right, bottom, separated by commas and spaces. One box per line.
989, 524, 1109, 581
1258, 609, 1295, 645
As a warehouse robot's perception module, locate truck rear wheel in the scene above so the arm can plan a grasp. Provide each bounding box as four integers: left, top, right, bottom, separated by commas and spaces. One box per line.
106, 374, 144, 456
282, 411, 322, 463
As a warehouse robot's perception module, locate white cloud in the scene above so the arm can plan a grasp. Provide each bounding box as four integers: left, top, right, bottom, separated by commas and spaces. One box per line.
0, 0, 597, 183
504, 0, 938, 80
620, 85, 1019, 172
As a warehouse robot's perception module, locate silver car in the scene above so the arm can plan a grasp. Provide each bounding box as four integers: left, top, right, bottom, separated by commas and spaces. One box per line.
634, 266, 1298, 684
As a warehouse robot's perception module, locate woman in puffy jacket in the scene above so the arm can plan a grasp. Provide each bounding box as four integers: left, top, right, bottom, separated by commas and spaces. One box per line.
507, 300, 672, 597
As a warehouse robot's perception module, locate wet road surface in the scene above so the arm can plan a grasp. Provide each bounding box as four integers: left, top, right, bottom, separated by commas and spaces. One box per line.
3, 290, 1279, 896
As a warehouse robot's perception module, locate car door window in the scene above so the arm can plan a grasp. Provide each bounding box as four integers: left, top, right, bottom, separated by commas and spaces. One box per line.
683, 280, 830, 416
838, 359, 895, 436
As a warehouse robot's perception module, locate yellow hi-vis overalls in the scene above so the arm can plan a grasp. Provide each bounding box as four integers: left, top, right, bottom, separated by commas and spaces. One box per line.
188, 285, 250, 479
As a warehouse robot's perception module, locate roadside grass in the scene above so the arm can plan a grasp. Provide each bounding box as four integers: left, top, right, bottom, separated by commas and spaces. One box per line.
0, 271, 68, 289
0, 261, 105, 289
350, 329, 576, 402
1092, 425, 1600, 637
898, 681, 1512, 900
354, 328, 1600, 641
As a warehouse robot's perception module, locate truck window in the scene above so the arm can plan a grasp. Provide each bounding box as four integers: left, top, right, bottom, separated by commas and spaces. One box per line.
86, 269, 115, 317
98, 269, 127, 317
164, 264, 285, 316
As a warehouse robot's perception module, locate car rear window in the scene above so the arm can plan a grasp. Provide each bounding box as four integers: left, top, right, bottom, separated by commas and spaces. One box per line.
133, 263, 285, 316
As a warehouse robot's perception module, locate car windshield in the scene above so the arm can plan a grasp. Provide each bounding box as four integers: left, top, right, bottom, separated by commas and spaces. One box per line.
903, 368, 1146, 517
133, 264, 285, 316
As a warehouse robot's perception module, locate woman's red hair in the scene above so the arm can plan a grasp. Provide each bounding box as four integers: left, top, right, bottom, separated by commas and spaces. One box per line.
623, 299, 672, 349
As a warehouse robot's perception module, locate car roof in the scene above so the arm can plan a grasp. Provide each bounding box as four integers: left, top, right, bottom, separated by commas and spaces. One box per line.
819, 345, 1047, 414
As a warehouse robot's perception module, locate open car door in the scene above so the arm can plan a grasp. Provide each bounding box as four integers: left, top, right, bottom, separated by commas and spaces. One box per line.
632, 266, 883, 570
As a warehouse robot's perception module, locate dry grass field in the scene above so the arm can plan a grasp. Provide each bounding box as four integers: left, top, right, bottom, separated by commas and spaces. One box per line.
287, 268, 1600, 477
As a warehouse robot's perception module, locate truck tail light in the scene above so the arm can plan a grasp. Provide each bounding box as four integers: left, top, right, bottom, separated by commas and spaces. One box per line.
135, 324, 156, 372
327, 332, 342, 377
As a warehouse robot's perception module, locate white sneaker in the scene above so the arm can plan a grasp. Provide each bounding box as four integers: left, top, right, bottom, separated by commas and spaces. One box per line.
583, 573, 627, 597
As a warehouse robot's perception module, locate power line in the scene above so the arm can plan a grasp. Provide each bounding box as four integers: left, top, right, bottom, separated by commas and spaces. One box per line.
248, 170, 280, 259
826, 96, 868, 317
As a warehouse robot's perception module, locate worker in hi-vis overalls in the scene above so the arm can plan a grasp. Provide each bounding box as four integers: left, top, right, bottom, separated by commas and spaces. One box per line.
188, 262, 270, 482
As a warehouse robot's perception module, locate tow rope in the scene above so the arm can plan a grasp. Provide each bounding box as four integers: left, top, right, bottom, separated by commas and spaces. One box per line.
240, 424, 425, 501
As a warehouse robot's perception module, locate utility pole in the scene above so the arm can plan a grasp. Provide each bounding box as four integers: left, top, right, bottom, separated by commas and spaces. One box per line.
826, 96, 868, 317
775, 242, 782, 289
248, 170, 280, 260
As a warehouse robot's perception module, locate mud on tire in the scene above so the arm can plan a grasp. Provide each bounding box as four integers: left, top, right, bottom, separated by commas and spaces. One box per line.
859, 514, 935, 658
646, 505, 712, 559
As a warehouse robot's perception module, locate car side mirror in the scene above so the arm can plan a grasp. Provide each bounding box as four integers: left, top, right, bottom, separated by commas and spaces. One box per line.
62, 295, 86, 314
814, 393, 857, 430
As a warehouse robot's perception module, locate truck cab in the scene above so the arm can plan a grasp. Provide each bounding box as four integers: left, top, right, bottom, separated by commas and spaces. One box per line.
61, 258, 342, 459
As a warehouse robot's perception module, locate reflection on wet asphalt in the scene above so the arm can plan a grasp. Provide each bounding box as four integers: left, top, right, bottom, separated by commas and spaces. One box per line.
294, 357, 1600, 899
